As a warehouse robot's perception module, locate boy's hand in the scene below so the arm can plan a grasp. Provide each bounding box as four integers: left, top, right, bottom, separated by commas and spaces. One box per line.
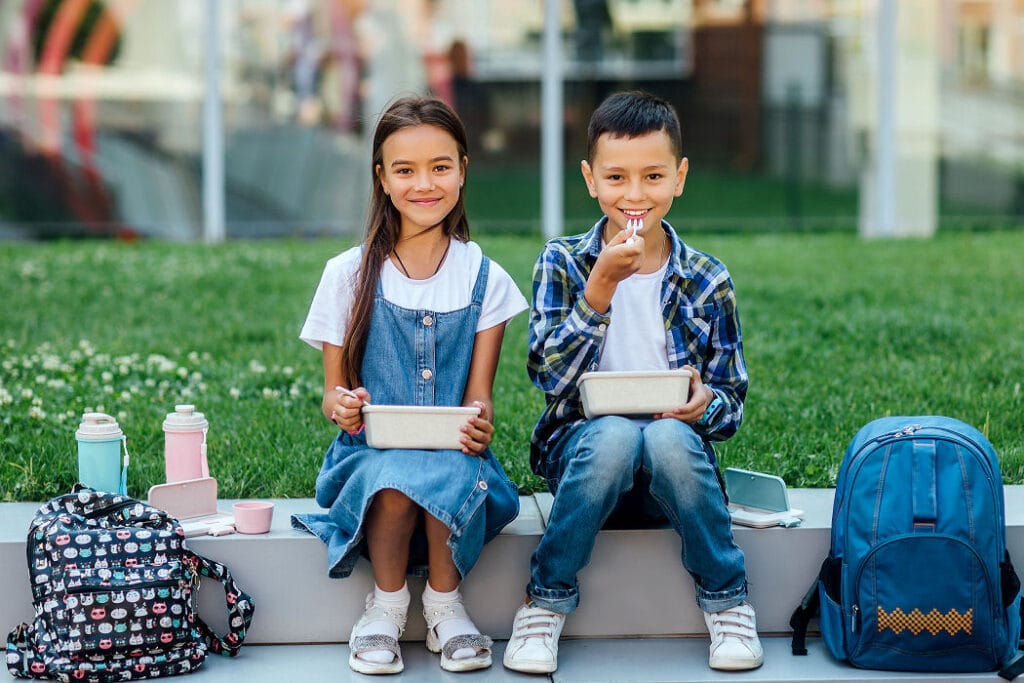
328, 386, 370, 435
585, 225, 645, 313
654, 366, 713, 424
460, 400, 493, 456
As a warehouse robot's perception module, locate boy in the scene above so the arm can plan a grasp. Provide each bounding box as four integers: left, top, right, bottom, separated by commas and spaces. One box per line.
503, 91, 761, 674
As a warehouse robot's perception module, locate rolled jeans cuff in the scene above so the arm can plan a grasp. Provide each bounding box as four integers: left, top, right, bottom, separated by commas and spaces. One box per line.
527, 584, 579, 615
695, 581, 747, 613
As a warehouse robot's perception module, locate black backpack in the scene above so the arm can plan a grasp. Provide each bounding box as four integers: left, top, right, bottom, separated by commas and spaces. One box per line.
6, 487, 254, 682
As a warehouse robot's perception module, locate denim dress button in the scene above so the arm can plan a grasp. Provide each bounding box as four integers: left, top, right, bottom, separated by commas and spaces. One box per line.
423, 315, 433, 326
478, 481, 488, 491
421, 368, 433, 380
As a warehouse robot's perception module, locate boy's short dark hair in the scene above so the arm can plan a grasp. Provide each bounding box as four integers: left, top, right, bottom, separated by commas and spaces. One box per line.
586, 90, 683, 163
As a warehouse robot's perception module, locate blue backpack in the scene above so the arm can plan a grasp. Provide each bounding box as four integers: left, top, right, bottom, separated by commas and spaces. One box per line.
791, 416, 1023, 676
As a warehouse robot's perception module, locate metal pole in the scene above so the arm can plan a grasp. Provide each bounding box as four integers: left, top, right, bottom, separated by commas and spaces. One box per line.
541, 0, 563, 239
876, 0, 897, 237
202, 0, 225, 243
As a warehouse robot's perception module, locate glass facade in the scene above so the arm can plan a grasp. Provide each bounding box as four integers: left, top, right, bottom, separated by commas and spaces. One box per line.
0, 0, 1021, 239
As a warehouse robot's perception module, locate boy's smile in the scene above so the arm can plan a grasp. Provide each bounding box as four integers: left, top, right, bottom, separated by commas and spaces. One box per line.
581, 129, 688, 242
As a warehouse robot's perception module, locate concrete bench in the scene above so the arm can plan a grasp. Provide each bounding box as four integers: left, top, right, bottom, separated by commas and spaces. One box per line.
4, 488, 1024, 682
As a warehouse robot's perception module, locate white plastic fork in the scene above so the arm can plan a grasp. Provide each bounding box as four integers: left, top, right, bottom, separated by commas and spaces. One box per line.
335, 386, 369, 406
625, 217, 641, 245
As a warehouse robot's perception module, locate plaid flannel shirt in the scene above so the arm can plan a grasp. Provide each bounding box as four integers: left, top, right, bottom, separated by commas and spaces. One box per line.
527, 217, 748, 474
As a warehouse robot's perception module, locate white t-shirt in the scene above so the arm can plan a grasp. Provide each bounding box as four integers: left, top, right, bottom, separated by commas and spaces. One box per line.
597, 257, 670, 372
300, 239, 528, 350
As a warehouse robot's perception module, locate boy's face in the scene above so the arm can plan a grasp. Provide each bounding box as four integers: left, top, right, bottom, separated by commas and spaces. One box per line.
581, 130, 687, 240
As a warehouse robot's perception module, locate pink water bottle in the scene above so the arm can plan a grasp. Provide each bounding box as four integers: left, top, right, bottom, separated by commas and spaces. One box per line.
162, 404, 209, 483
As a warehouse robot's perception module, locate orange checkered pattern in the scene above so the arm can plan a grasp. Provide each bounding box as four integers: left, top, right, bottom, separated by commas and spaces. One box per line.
876, 606, 973, 636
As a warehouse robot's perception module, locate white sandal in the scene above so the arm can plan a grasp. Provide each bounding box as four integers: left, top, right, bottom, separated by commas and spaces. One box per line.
348, 592, 408, 675
423, 600, 493, 672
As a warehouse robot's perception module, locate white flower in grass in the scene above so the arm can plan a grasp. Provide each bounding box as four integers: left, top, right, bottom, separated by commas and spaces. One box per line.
28, 406, 46, 420
249, 360, 266, 374
0, 389, 12, 406
177, 367, 188, 379
20, 388, 33, 399
229, 387, 241, 399
35, 374, 46, 384
262, 388, 280, 399
120, 392, 132, 402
118, 411, 127, 421
181, 387, 194, 398
198, 383, 208, 393
188, 351, 200, 363
101, 371, 113, 383
144, 378, 156, 387
283, 366, 294, 377
103, 385, 114, 395
190, 372, 202, 383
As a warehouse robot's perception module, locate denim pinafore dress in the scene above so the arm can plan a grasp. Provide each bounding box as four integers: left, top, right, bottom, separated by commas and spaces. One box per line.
292, 256, 520, 578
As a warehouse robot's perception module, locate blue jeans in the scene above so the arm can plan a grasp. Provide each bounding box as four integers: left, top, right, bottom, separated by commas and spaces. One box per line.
527, 416, 748, 614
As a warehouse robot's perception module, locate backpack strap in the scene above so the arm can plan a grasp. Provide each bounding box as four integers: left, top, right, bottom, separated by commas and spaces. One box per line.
5, 622, 35, 678
790, 576, 820, 656
1000, 655, 1024, 680
187, 551, 255, 657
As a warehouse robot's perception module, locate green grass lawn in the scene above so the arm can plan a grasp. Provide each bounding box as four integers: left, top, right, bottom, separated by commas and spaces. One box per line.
2, 230, 1023, 502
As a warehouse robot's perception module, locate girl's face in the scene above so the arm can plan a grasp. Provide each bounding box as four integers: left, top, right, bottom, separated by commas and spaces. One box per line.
377, 124, 466, 235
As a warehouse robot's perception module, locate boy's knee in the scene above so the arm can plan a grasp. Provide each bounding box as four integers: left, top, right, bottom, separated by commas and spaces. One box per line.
642, 419, 709, 479
564, 416, 643, 487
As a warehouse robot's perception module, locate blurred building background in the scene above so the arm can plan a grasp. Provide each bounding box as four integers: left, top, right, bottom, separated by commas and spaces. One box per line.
0, 0, 1021, 240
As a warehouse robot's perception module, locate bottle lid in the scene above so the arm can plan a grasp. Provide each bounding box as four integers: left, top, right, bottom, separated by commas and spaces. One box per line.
163, 404, 209, 432
76, 412, 123, 440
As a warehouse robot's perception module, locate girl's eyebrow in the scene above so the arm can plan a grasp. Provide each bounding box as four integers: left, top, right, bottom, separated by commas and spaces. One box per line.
599, 163, 672, 172
390, 155, 455, 168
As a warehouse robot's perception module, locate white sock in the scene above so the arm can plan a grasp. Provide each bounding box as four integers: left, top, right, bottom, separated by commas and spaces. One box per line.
354, 583, 409, 665
422, 582, 479, 660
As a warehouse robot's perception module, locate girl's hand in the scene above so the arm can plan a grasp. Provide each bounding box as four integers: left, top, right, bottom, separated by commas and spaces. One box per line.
328, 386, 371, 435
653, 365, 712, 424
460, 400, 493, 456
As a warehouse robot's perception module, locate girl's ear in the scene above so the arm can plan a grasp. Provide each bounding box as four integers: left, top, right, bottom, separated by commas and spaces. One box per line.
375, 163, 388, 195
460, 155, 468, 187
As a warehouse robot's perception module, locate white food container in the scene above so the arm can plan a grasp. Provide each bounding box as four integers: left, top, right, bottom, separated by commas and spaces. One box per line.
579, 369, 692, 419
362, 404, 480, 450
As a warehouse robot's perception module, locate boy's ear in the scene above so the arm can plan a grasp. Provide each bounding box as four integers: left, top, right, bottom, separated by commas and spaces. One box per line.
581, 160, 598, 198
674, 157, 689, 196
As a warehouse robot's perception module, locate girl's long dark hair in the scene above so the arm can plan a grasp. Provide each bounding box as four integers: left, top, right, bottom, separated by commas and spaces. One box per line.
340, 96, 471, 386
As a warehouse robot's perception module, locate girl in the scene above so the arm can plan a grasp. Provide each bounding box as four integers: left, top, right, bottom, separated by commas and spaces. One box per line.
292, 96, 526, 675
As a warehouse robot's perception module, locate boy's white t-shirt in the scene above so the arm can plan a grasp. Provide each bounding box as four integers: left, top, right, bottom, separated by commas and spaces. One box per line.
300, 239, 528, 350
597, 257, 670, 372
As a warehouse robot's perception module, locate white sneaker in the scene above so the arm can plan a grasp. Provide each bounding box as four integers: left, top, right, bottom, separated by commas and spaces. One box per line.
703, 602, 764, 671
502, 603, 565, 674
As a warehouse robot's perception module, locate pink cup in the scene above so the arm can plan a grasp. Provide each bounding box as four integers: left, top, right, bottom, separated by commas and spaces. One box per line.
233, 501, 274, 534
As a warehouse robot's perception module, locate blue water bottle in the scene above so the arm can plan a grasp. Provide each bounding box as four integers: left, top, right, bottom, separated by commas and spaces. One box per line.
76, 412, 129, 495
